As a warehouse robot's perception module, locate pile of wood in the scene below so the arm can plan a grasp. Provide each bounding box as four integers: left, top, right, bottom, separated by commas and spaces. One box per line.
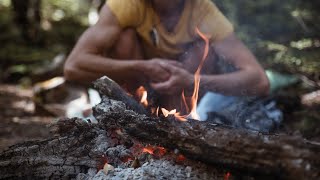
0, 76, 319, 179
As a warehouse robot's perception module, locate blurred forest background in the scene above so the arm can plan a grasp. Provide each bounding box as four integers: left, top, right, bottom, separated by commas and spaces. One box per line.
0, 0, 319, 150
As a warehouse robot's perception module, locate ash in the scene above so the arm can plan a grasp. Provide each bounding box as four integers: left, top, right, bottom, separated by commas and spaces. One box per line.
77, 159, 220, 180
70, 118, 223, 180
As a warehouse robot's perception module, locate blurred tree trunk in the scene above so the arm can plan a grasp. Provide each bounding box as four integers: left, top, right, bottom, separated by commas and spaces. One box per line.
11, 0, 42, 43
11, 0, 29, 40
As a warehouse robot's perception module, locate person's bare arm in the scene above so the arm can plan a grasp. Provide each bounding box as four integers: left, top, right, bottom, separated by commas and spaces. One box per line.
199, 33, 270, 96
151, 33, 270, 96
64, 5, 170, 85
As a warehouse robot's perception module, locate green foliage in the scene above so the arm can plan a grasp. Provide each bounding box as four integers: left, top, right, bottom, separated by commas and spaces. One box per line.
214, 0, 320, 78
42, 0, 91, 25
0, 1, 90, 82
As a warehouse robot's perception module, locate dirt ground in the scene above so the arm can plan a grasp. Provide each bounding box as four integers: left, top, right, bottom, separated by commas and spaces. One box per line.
0, 84, 54, 151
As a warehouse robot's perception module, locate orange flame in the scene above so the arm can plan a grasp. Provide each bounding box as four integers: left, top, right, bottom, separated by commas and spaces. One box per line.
136, 86, 148, 107
160, 107, 187, 121
173, 27, 210, 121
140, 28, 210, 122
188, 27, 210, 120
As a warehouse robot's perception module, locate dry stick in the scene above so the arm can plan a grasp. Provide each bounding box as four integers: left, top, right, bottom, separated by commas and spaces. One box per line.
93, 77, 320, 180
93, 76, 148, 115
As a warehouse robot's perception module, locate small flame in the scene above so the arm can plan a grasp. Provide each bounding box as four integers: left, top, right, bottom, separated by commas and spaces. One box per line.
161, 108, 177, 117
136, 86, 148, 107
161, 108, 187, 121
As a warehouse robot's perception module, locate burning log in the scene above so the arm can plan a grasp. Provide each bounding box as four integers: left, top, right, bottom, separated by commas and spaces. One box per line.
93, 76, 148, 115
0, 77, 319, 179
0, 118, 226, 179
93, 77, 320, 179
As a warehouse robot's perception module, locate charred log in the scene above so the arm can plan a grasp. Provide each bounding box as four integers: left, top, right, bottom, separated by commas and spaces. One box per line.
0, 118, 130, 179
93, 77, 320, 179
93, 76, 148, 115
0, 119, 225, 180
0, 77, 319, 179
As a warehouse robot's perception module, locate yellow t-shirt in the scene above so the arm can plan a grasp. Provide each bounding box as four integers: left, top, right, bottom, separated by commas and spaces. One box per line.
106, 0, 233, 60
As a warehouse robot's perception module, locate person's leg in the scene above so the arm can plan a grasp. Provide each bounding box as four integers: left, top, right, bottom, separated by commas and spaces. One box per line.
107, 28, 145, 93
197, 92, 238, 121
67, 28, 144, 120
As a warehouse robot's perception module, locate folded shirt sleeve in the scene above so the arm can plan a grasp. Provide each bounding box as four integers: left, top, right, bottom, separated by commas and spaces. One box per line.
198, 1, 234, 42
106, 0, 145, 28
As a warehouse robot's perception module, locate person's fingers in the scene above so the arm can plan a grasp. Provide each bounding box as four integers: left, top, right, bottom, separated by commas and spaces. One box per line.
150, 81, 171, 92
149, 65, 170, 82
159, 61, 183, 74
165, 60, 184, 68
151, 80, 183, 95
157, 68, 170, 80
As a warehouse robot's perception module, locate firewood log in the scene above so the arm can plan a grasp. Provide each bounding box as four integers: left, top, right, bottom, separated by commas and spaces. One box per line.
93, 76, 320, 179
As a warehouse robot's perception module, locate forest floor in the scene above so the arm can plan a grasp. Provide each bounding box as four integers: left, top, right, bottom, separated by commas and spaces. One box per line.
0, 84, 54, 151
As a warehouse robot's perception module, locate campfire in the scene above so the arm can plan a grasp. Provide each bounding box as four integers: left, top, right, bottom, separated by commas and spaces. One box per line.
0, 30, 319, 179
85, 23, 320, 178
154, 28, 210, 121
132, 28, 211, 122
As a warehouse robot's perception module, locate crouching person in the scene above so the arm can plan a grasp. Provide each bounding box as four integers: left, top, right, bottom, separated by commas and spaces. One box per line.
64, 0, 282, 132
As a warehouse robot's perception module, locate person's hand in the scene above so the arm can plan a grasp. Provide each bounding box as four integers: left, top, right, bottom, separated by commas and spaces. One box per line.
150, 61, 194, 95
142, 58, 183, 83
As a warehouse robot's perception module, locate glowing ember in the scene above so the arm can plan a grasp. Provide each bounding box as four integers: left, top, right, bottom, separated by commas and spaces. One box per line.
136, 86, 148, 107
142, 147, 154, 154
97, 154, 109, 170
142, 146, 167, 157
176, 154, 186, 162
224, 172, 231, 180
121, 157, 133, 163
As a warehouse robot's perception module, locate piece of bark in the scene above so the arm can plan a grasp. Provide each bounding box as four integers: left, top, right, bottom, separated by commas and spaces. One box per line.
94, 97, 320, 180
93, 76, 148, 115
